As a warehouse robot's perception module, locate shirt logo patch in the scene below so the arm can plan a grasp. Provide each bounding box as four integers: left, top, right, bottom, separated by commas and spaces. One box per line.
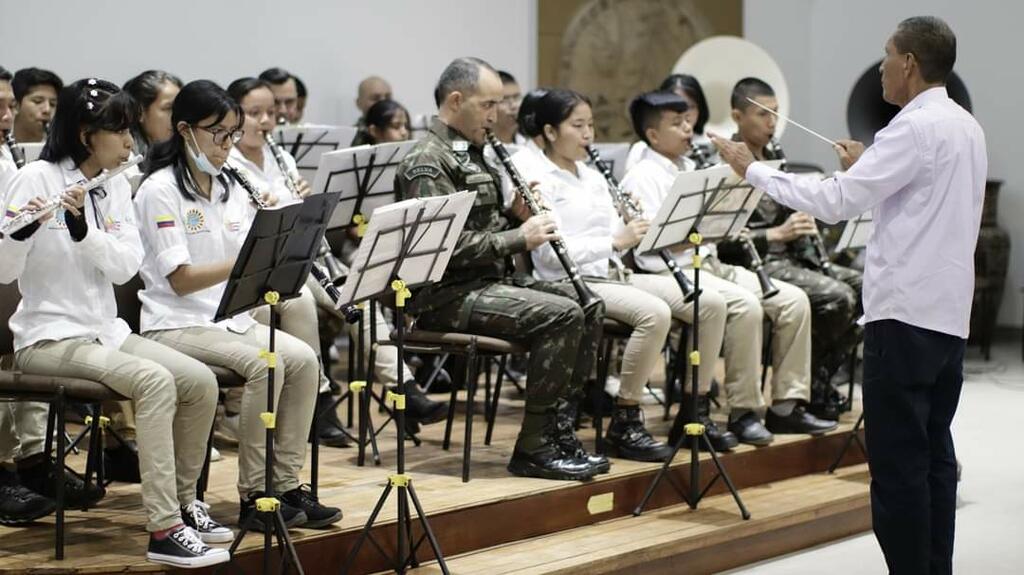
104, 216, 121, 233
155, 215, 176, 229
225, 219, 241, 232
5, 205, 19, 219
183, 208, 207, 234
48, 207, 68, 230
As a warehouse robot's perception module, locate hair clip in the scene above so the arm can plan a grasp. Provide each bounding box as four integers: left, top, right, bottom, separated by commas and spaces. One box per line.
87, 78, 97, 86
89, 89, 99, 98
86, 102, 95, 111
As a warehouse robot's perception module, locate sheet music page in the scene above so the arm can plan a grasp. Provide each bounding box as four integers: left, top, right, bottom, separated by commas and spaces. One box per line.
836, 212, 874, 252
400, 190, 477, 285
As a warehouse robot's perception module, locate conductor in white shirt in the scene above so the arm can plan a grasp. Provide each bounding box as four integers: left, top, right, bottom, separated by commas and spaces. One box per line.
712, 16, 986, 575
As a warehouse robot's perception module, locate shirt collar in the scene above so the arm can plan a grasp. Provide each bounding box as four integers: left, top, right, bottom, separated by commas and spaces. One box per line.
535, 149, 586, 180
60, 157, 87, 187
429, 117, 478, 153
642, 146, 686, 176
894, 86, 948, 121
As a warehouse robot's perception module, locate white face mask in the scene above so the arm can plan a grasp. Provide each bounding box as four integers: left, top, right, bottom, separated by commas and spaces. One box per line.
186, 127, 222, 176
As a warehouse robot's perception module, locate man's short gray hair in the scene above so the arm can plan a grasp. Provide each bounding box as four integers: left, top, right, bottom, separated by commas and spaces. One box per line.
893, 16, 957, 84
433, 57, 497, 107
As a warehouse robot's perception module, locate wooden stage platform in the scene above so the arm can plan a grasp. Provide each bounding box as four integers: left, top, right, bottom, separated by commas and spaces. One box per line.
0, 388, 868, 574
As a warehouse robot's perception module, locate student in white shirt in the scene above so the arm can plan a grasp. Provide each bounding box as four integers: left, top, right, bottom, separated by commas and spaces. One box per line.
623, 91, 837, 448
123, 70, 183, 158
11, 67, 61, 145
625, 74, 717, 173
494, 70, 525, 148
712, 17, 985, 574
0, 78, 229, 568
522, 88, 714, 461
134, 80, 341, 533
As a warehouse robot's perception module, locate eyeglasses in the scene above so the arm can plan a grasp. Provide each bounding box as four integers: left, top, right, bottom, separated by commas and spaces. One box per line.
196, 124, 244, 146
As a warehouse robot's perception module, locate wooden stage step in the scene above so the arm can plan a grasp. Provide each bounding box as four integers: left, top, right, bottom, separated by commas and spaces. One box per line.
403, 464, 871, 575
0, 392, 867, 575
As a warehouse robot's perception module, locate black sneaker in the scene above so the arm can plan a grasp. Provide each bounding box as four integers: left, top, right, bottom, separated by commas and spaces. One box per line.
146, 525, 230, 569
239, 493, 307, 532
280, 484, 342, 529
0, 468, 56, 526
17, 455, 105, 510
181, 500, 234, 543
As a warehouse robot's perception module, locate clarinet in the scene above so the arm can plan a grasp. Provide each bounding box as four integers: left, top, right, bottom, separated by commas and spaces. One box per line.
687, 141, 714, 170
225, 164, 360, 323
486, 130, 596, 307
740, 234, 780, 299
0, 154, 143, 236
585, 146, 696, 302
768, 137, 834, 277
3, 131, 26, 169
264, 131, 350, 285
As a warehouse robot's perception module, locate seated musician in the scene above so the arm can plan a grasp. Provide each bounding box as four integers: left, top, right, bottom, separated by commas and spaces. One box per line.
626, 73, 716, 172
257, 67, 300, 126
396, 57, 606, 481
354, 75, 393, 130
351, 98, 411, 146
716, 77, 863, 420
622, 90, 837, 446
133, 79, 341, 533
493, 70, 524, 148
124, 70, 183, 157
11, 67, 62, 144
0, 78, 229, 568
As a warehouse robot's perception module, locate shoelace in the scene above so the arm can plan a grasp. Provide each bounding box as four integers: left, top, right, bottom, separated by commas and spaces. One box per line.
172, 526, 209, 554
289, 485, 319, 506
185, 500, 218, 530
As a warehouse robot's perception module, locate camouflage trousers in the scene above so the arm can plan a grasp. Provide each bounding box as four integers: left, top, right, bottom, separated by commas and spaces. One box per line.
414, 276, 605, 406
763, 259, 863, 392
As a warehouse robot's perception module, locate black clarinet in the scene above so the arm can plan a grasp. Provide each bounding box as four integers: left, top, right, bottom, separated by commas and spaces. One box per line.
585, 146, 696, 302
740, 234, 780, 299
3, 131, 26, 169
768, 137, 834, 277
687, 141, 714, 170
486, 130, 597, 307
224, 164, 360, 323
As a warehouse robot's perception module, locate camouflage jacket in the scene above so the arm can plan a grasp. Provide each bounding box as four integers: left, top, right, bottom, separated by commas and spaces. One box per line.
395, 118, 526, 314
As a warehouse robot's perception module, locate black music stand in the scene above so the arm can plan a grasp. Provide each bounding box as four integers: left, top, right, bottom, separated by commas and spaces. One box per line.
215, 191, 339, 575
633, 163, 779, 520
309, 141, 418, 467
273, 124, 358, 183
339, 191, 475, 575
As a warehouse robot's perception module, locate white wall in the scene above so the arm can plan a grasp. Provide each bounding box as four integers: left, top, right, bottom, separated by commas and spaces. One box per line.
0, 0, 536, 126
745, 1, 1023, 327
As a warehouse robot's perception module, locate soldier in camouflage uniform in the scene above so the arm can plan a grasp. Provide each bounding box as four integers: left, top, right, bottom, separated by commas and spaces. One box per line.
717, 78, 862, 420
395, 57, 606, 481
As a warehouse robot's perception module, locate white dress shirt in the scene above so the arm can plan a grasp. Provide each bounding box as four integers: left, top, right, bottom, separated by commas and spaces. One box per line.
519, 152, 620, 281
0, 159, 142, 351
619, 146, 708, 273
745, 87, 987, 338
228, 144, 302, 205
134, 166, 256, 334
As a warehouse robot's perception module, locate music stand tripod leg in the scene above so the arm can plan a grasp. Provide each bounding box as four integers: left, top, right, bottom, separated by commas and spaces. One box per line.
828, 411, 866, 474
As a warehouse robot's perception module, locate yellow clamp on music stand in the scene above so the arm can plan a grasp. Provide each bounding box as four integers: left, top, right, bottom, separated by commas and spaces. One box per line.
349, 380, 367, 393
689, 351, 700, 366
258, 349, 277, 369
389, 474, 411, 487
353, 214, 368, 237
255, 496, 280, 512
689, 232, 703, 269
263, 290, 280, 306
259, 411, 276, 429
684, 422, 706, 436
392, 279, 411, 308
386, 390, 406, 411
83, 415, 111, 429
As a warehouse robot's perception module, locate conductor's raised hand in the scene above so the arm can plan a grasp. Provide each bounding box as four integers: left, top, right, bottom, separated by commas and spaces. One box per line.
520, 213, 558, 250
834, 139, 865, 171
708, 132, 755, 178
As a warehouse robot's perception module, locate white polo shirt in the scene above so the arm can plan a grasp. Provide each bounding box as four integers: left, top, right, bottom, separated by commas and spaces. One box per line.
519, 151, 620, 281
0, 158, 142, 351
228, 144, 301, 205
134, 165, 256, 334
0, 145, 17, 197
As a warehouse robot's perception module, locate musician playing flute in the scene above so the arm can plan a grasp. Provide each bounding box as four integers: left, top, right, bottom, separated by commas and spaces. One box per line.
623, 91, 836, 448
712, 17, 986, 575
0, 78, 229, 569
716, 78, 864, 421
395, 57, 605, 481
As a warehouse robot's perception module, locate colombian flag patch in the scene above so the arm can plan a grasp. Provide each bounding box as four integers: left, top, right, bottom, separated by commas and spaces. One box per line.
155, 215, 175, 229
5, 205, 19, 219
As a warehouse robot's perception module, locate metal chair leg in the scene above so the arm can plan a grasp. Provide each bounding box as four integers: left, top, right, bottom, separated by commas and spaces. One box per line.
462, 342, 479, 483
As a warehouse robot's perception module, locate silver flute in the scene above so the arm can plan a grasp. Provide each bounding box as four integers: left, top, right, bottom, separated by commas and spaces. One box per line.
1, 154, 142, 236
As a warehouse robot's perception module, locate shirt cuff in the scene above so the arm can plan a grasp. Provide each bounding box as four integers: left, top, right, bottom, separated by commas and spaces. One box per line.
156, 245, 191, 278
495, 228, 528, 257
745, 161, 777, 191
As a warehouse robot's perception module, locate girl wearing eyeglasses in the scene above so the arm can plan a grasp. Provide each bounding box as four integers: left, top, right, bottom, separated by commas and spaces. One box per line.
0, 78, 230, 568
134, 80, 342, 535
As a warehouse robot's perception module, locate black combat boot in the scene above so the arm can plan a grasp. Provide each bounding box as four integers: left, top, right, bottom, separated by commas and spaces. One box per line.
555, 400, 610, 474
604, 404, 673, 462
507, 403, 597, 481
403, 381, 448, 425
669, 395, 739, 452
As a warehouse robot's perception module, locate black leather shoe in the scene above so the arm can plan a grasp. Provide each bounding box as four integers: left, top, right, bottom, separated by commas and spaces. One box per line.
555, 401, 609, 474
18, 454, 105, 510
403, 382, 447, 425
605, 405, 673, 462
670, 396, 739, 452
727, 411, 774, 446
104, 441, 142, 483
765, 405, 838, 436
311, 392, 351, 448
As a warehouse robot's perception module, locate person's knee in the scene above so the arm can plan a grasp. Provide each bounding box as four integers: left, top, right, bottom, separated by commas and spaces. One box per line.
176, 360, 219, 407
698, 289, 728, 324
731, 291, 763, 328
637, 299, 672, 341
134, 362, 177, 406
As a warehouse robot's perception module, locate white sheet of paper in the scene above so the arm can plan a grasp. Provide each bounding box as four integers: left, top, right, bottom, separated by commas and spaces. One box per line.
310, 141, 417, 229
836, 212, 873, 252
273, 124, 359, 183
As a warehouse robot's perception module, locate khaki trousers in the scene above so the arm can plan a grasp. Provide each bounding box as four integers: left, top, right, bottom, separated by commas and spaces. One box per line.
14, 335, 217, 531
0, 401, 48, 463
148, 324, 318, 498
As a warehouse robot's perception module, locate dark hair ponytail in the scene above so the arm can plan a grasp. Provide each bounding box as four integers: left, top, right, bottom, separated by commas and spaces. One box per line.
533, 88, 590, 147
40, 78, 137, 166
142, 79, 241, 202
516, 88, 548, 138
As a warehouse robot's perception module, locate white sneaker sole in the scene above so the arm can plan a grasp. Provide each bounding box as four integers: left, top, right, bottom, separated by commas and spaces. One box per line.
196, 528, 235, 544
147, 547, 230, 568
